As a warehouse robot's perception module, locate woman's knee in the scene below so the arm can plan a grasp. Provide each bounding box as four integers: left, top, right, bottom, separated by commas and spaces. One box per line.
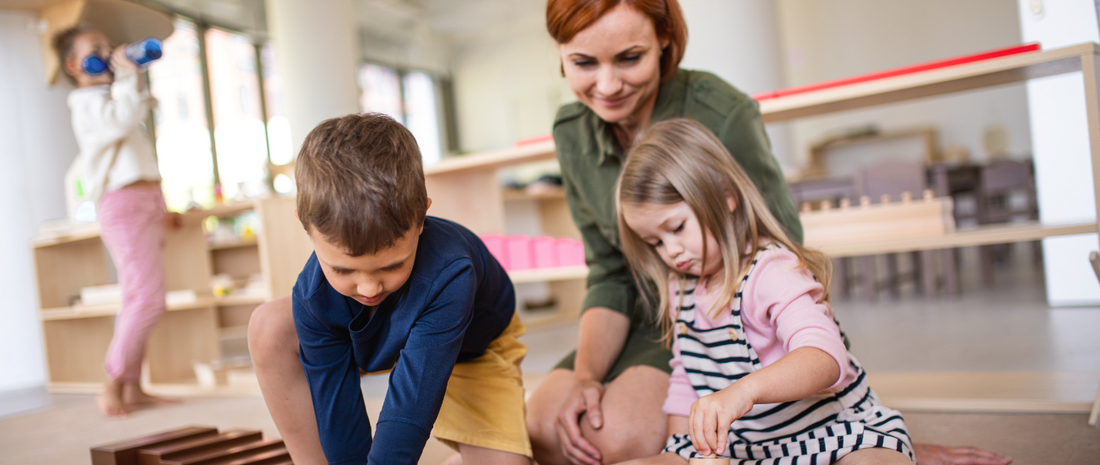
247, 297, 297, 362
525, 370, 572, 443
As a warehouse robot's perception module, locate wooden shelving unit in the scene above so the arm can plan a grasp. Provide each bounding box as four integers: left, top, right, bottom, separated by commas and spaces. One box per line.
425, 141, 585, 328
33, 197, 312, 393
426, 42, 1100, 414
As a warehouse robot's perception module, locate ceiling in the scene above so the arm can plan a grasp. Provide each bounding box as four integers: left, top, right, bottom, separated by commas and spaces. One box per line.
92, 0, 547, 41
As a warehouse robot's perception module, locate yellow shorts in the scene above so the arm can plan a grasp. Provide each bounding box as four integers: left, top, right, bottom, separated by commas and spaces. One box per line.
362, 313, 531, 457
433, 313, 531, 457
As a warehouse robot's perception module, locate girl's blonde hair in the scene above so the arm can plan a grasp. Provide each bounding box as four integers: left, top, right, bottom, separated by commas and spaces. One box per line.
616, 118, 832, 344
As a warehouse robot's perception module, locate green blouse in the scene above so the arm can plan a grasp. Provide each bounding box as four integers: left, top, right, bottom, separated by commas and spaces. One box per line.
553, 68, 803, 333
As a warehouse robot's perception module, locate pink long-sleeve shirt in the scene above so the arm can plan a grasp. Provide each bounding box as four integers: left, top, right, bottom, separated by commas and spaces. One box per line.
662, 245, 853, 417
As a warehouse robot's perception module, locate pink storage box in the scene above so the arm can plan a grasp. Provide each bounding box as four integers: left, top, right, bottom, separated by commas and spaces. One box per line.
481, 234, 508, 270
531, 236, 558, 269
505, 235, 533, 270
556, 238, 586, 267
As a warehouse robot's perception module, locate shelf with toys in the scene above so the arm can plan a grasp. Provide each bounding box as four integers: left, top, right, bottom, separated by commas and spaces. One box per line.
32, 196, 312, 392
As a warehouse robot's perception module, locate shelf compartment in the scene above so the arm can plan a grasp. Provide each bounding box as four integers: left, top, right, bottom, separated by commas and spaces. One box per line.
508, 266, 588, 284
40, 295, 266, 321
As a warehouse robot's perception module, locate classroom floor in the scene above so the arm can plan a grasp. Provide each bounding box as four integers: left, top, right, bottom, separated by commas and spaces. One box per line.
2, 245, 1099, 464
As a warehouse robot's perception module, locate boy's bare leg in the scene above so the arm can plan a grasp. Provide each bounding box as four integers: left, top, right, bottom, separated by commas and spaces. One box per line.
455, 443, 532, 465
249, 297, 327, 464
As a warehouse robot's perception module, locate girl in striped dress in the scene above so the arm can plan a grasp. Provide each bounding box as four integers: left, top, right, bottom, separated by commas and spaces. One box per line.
614, 118, 914, 465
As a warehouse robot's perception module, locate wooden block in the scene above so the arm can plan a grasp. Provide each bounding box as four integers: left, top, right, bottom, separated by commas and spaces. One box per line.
90, 426, 218, 465
157, 438, 285, 465
137, 429, 262, 465
689, 456, 731, 465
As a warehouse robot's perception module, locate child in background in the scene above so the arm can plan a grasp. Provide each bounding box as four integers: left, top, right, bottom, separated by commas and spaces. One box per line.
54, 24, 176, 417
615, 119, 914, 464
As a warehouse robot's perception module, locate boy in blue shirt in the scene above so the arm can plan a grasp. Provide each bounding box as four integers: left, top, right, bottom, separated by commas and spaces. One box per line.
248, 113, 532, 464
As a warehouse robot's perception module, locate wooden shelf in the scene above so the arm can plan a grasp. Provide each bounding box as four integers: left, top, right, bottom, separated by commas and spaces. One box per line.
180, 200, 260, 222
425, 140, 556, 175
869, 371, 1100, 414
759, 43, 1098, 123
503, 188, 566, 201
219, 325, 249, 341
208, 239, 259, 251
813, 221, 1095, 258
508, 266, 588, 284
40, 295, 266, 321
30, 223, 101, 248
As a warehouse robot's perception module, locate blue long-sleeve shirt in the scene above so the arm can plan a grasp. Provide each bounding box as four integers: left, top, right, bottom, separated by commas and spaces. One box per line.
291, 217, 516, 464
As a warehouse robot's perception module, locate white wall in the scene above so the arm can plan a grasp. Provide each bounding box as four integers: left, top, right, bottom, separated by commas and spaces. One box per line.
0, 10, 78, 392
775, 0, 1031, 172
1017, 0, 1100, 305
450, 10, 569, 154
265, 0, 361, 155
678, 0, 792, 168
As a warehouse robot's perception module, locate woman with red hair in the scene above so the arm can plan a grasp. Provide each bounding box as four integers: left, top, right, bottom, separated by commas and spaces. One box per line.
526, 2, 1012, 465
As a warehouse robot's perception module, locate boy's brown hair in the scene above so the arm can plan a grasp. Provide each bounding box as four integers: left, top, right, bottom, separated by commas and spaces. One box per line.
52, 23, 99, 86
296, 113, 428, 256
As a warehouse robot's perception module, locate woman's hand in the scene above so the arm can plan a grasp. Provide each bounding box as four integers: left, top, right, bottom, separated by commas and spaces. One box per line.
555, 377, 606, 465
688, 384, 754, 456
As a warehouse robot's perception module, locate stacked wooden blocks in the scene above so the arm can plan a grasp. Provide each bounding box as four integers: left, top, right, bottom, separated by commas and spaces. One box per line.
90, 426, 291, 465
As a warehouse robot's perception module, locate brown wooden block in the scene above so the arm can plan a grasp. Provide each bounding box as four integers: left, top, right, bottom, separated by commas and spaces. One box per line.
689, 457, 731, 465
160, 438, 284, 465
90, 426, 219, 465
137, 430, 262, 465
204, 448, 288, 465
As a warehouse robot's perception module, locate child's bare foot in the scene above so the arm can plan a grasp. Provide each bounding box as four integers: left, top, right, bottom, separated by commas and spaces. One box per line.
440, 454, 462, 465
97, 378, 129, 418
122, 382, 180, 409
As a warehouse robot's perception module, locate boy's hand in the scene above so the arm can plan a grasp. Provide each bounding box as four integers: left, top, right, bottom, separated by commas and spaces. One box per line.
688, 384, 755, 456
110, 46, 138, 74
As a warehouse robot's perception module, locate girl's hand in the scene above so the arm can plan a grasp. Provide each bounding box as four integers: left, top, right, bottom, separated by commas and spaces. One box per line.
110, 46, 138, 74
688, 384, 755, 456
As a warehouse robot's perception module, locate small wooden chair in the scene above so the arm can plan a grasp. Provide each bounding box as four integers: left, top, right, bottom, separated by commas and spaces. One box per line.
977, 159, 1039, 287
853, 160, 948, 300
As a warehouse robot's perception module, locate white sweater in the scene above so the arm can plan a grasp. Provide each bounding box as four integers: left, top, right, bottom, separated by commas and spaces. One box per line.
67, 68, 160, 202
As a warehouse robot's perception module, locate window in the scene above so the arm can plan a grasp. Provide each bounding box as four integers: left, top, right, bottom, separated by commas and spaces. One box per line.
261, 44, 292, 166
148, 19, 291, 209
205, 27, 268, 201
402, 71, 441, 166
148, 19, 214, 211
358, 64, 443, 165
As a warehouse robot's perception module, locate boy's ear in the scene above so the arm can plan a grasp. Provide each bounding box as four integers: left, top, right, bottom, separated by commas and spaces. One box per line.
426, 198, 432, 211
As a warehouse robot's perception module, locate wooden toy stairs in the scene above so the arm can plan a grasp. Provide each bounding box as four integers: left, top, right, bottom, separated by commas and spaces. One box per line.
90, 426, 292, 465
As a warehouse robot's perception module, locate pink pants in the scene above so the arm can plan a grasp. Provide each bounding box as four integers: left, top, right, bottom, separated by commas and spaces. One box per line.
98, 184, 167, 382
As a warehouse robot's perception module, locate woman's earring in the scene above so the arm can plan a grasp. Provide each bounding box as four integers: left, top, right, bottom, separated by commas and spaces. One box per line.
560, 61, 565, 77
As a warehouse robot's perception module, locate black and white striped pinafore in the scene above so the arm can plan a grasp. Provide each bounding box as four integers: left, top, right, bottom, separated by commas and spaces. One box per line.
662, 245, 915, 464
